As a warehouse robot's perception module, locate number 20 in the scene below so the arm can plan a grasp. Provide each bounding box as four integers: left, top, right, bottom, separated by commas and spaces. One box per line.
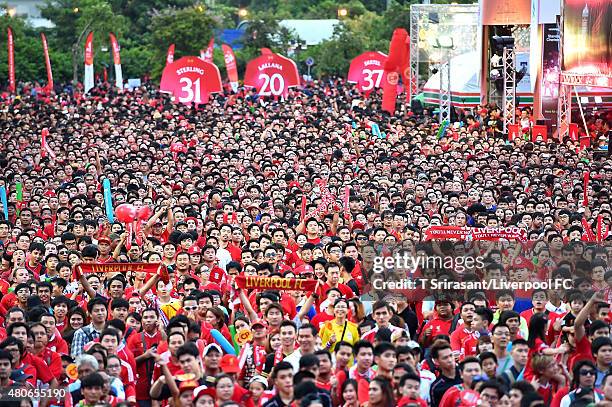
259, 73, 285, 96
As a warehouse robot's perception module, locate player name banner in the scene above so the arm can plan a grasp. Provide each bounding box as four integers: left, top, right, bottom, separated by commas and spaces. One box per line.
235, 275, 317, 292
244, 53, 300, 97
160, 56, 223, 105
424, 226, 528, 242
76, 262, 169, 282
347, 51, 388, 93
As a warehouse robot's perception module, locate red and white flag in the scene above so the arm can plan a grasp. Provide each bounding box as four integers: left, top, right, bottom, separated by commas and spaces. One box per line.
201, 37, 214, 62
222, 44, 239, 92
41, 33, 53, 92
166, 44, 175, 65
83, 32, 94, 93
40, 128, 56, 160
7, 27, 15, 93
109, 33, 123, 89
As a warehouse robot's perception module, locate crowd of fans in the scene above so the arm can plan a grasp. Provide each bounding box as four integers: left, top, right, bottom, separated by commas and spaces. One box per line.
0, 80, 610, 407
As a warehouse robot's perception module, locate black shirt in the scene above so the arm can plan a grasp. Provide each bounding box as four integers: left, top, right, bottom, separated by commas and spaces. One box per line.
430, 368, 462, 407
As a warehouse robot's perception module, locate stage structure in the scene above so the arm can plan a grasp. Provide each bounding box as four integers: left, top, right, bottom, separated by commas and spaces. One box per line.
558, 0, 611, 140
408, 4, 479, 104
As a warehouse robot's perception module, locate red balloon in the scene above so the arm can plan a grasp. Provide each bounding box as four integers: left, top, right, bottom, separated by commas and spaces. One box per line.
115, 204, 137, 223
137, 206, 153, 221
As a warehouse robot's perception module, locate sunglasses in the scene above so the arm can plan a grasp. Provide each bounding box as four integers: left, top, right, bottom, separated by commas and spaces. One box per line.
579, 370, 596, 376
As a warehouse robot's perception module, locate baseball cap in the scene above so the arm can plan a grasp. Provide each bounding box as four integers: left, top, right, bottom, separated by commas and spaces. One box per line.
179, 379, 199, 393
251, 319, 268, 329
294, 264, 314, 275
203, 343, 222, 355
98, 236, 111, 244
220, 354, 240, 374
192, 385, 216, 401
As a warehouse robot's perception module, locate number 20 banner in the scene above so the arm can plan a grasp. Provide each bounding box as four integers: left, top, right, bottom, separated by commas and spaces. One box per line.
160, 56, 223, 105
244, 53, 300, 97
347, 51, 388, 94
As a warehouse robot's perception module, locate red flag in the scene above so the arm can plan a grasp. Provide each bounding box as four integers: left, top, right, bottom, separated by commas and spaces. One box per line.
83, 32, 94, 93
583, 171, 590, 207
40, 128, 56, 160
382, 29, 409, 114
7, 27, 15, 93
222, 44, 239, 91
596, 215, 604, 242
300, 195, 307, 221
166, 44, 175, 65
109, 32, 123, 89
202, 37, 214, 62
41, 33, 53, 92
507, 124, 519, 141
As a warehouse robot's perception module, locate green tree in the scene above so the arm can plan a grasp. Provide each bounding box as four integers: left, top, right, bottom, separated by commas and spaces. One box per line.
309, 23, 366, 77
148, 6, 219, 79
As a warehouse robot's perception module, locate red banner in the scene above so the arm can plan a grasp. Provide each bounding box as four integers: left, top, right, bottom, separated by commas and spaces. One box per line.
222, 44, 239, 88
202, 37, 214, 63
7, 27, 15, 93
109, 33, 121, 65
347, 51, 388, 94
76, 262, 169, 283
424, 226, 527, 242
382, 29, 409, 114
507, 124, 519, 141
40, 128, 56, 160
531, 125, 548, 142
244, 53, 300, 97
235, 275, 317, 292
166, 44, 175, 65
84, 32, 94, 93
160, 56, 223, 105
583, 171, 590, 207
109, 33, 123, 89
41, 33, 53, 92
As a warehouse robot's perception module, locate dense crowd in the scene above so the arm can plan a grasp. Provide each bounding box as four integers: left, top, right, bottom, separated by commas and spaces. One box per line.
0, 79, 610, 407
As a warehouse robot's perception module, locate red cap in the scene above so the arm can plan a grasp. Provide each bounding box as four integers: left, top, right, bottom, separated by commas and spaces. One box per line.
294, 264, 314, 275
192, 385, 216, 401
251, 319, 268, 329
220, 354, 241, 374
98, 236, 111, 244
187, 245, 201, 255
352, 221, 365, 230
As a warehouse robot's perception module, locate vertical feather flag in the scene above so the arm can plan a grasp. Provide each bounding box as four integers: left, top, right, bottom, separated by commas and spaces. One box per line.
40, 128, 56, 160
166, 44, 175, 65
7, 27, 15, 93
83, 32, 94, 93
382, 29, 409, 114
202, 37, 214, 62
41, 33, 53, 92
222, 44, 239, 92
109, 33, 123, 89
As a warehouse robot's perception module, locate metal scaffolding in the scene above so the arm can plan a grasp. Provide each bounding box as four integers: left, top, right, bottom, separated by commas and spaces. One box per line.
557, 83, 571, 139
439, 58, 451, 123
409, 10, 419, 101
502, 47, 516, 134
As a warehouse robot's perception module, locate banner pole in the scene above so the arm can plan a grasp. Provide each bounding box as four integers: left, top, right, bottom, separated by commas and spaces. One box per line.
573, 86, 590, 141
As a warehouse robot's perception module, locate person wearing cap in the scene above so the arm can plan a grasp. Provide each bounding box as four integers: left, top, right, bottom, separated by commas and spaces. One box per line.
202, 343, 223, 378
218, 354, 254, 405
192, 384, 216, 406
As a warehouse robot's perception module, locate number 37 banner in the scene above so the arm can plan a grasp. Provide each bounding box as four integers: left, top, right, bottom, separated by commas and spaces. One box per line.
347, 51, 388, 94
160, 56, 223, 105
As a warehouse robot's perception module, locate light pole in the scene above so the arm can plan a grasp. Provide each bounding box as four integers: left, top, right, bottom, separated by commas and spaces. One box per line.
432, 37, 454, 123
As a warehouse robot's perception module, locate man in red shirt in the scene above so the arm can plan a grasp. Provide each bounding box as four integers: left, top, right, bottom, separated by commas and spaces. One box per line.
30, 322, 62, 379
450, 302, 477, 360
438, 357, 483, 407
420, 300, 455, 348
127, 307, 163, 407
316, 262, 354, 305
520, 289, 548, 326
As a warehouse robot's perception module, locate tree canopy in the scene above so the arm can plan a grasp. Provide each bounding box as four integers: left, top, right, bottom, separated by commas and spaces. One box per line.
0, 0, 471, 85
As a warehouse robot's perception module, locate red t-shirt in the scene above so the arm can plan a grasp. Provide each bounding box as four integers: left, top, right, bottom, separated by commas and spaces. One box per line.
568, 336, 593, 371
127, 330, 163, 400
21, 352, 55, 385
420, 318, 453, 346
311, 311, 335, 330
34, 347, 62, 379
48, 332, 69, 355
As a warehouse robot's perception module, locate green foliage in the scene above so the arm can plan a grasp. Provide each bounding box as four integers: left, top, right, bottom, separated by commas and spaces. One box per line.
0, 0, 469, 85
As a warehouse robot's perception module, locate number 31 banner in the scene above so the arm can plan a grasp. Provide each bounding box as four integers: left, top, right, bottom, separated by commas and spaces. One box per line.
347, 51, 388, 94
160, 56, 223, 105
244, 52, 300, 97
